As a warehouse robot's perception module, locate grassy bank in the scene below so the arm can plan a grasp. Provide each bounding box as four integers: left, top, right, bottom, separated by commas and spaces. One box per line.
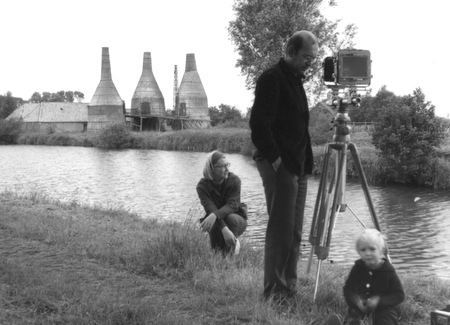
16, 128, 254, 156
0, 191, 448, 324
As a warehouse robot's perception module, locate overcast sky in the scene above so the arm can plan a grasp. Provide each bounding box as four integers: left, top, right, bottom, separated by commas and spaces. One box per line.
1, 0, 448, 118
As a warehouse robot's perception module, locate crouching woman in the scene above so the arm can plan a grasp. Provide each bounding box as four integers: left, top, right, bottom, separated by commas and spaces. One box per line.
196, 150, 247, 255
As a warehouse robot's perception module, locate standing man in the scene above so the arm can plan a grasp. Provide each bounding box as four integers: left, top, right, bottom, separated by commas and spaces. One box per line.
249, 30, 318, 300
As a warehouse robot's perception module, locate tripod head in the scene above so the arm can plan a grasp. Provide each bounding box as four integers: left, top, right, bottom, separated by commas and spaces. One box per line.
325, 86, 365, 143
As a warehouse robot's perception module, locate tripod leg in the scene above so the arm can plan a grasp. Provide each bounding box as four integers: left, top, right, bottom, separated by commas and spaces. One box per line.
312, 172, 343, 302
349, 143, 391, 260
307, 246, 315, 274
312, 146, 347, 301
348, 143, 380, 230
325, 144, 347, 249
308, 145, 333, 273
313, 259, 323, 301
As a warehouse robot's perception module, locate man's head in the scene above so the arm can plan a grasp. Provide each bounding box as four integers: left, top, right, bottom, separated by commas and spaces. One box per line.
285, 30, 318, 75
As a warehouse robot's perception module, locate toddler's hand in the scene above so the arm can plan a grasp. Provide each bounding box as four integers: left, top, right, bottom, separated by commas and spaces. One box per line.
366, 296, 380, 311
355, 296, 368, 313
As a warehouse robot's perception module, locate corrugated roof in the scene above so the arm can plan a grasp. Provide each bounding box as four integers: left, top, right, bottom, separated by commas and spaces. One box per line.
6, 102, 88, 122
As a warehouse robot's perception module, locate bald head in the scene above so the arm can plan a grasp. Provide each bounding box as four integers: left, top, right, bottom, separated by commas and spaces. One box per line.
285, 30, 318, 57
284, 30, 318, 74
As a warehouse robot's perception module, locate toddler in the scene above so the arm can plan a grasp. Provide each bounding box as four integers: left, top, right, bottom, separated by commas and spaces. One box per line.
326, 228, 405, 325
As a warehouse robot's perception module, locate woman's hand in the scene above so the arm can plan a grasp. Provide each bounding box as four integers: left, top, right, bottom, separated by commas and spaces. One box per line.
200, 213, 217, 233
221, 227, 237, 247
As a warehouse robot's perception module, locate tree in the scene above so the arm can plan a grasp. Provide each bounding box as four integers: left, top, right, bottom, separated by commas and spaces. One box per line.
0, 118, 23, 144
74, 91, 85, 102
49, 91, 65, 102
228, 0, 356, 102
42, 92, 51, 102
30, 92, 42, 103
65, 91, 74, 103
28, 90, 85, 103
208, 106, 221, 126
0, 92, 18, 119
208, 104, 244, 126
349, 86, 399, 122
309, 102, 335, 145
372, 88, 445, 184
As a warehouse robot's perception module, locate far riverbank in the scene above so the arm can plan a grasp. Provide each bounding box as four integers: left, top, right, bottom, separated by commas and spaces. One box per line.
13, 127, 450, 189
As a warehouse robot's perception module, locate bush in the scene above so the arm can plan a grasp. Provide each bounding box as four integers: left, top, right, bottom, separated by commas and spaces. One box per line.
46, 123, 56, 135
95, 123, 133, 149
372, 88, 445, 184
419, 157, 450, 189
0, 118, 22, 144
309, 105, 335, 146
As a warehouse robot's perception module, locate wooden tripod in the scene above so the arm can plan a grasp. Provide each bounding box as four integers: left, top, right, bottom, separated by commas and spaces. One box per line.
306, 99, 387, 301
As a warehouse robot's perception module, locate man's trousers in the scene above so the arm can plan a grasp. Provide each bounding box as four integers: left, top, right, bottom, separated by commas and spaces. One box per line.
255, 158, 308, 297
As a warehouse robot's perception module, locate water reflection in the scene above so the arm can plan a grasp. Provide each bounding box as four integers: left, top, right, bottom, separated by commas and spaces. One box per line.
0, 145, 449, 280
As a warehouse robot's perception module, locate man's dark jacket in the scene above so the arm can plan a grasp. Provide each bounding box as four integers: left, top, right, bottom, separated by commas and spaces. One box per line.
249, 58, 313, 176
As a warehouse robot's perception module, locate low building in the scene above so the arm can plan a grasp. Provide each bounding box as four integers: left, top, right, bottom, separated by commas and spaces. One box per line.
6, 102, 88, 133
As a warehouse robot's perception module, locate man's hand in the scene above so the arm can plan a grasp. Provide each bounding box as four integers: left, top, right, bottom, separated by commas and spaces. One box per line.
200, 213, 217, 233
221, 227, 237, 247
272, 156, 281, 171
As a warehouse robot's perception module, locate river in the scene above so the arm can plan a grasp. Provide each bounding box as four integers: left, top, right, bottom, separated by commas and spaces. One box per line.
0, 145, 449, 281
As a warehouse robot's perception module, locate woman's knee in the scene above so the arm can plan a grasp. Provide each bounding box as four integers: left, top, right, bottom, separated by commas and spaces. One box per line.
224, 213, 247, 235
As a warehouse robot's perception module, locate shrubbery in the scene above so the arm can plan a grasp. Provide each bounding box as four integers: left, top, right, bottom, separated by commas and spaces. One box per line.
0, 118, 22, 144
95, 123, 133, 149
309, 104, 335, 146
372, 88, 445, 185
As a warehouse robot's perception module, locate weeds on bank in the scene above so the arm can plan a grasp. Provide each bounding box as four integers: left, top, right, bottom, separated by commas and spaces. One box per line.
0, 191, 448, 324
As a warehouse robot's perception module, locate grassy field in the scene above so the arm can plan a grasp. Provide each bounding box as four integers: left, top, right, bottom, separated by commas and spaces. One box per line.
0, 191, 448, 324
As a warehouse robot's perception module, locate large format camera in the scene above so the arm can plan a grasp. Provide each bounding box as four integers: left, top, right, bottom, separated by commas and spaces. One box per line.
323, 49, 371, 87
321, 49, 372, 142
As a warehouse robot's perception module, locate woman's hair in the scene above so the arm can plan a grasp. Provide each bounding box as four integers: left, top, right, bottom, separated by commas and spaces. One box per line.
202, 150, 225, 180
355, 228, 387, 255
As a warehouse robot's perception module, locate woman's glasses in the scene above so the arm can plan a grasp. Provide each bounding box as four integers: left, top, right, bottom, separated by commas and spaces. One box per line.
214, 163, 230, 169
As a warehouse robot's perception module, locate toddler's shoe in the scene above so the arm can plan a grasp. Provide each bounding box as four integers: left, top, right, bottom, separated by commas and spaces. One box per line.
325, 314, 342, 325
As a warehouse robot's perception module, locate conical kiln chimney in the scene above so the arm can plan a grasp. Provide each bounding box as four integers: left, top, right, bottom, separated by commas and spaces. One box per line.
88, 47, 125, 130
177, 53, 209, 120
131, 52, 165, 116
